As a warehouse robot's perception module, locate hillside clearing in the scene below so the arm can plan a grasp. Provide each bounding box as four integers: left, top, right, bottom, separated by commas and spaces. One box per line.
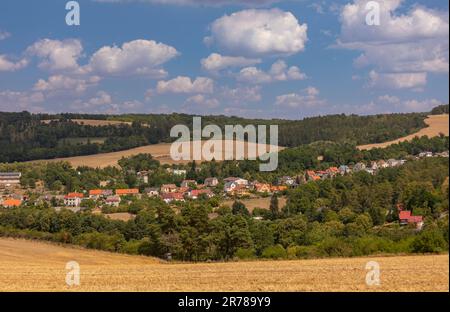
30, 140, 284, 168
357, 114, 449, 150
0, 238, 447, 292
222, 196, 288, 213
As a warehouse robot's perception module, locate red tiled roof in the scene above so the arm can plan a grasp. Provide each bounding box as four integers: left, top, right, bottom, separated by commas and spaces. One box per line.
115, 189, 139, 195
89, 189, 102, 195
2, 199, 22, 207
399, 211, 411, 220
65, 192, 84, 199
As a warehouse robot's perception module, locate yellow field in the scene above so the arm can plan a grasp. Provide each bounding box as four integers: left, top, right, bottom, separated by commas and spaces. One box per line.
358, 114, 449, 150
31, 140, 284, 168
0, 238, 447, 292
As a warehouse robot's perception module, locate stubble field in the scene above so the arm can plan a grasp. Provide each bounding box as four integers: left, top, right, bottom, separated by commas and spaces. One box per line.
0, 238, 447, 292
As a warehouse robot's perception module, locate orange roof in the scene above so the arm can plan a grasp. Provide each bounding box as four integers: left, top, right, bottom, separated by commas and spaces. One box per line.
2, 199, 22, 207
89, 189, 102, 195
65, 192, 84, 199
312, 176, 321, 181
328, 167, 339, 172
115, 189, 139, 195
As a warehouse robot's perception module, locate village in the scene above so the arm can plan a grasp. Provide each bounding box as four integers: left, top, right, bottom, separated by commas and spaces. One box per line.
0, 150, 448, 229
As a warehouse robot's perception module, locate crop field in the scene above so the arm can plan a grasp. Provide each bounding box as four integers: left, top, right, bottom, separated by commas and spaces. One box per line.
0, 238, 447, 292
33, 140, 284, 168
358, 114, 449, 150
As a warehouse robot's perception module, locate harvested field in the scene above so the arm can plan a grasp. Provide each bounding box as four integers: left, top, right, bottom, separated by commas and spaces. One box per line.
358, 114, 449, 150
0, 238, 447, 292
31, 140, 284, 168
105, 213, 136, 221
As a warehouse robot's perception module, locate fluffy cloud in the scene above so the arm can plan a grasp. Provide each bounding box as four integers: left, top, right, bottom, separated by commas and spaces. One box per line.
275, 86, 324, 108
156, 76, 214, 94
201, 53, 261, 72
221, 85, 262, 103
87, 39, 178, 77
337, 0, 449, 89
0, 90, 45, 112
185, 94, 220, 109
205, 9, 308, 57
368, 71, 427, 90
237, 60, 306, 84
33, 75, 101, 94
0, 55, 28, 72
27, 39, 83, 71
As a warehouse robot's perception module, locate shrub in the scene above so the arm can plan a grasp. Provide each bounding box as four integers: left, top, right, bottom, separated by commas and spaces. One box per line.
261, 244, 287, 259
234, 248, 256, 260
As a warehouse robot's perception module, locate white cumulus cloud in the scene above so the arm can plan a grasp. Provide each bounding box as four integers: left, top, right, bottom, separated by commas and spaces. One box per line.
156, 76, 214, 94
237, 60, 306, 84
205, 9, 308, 58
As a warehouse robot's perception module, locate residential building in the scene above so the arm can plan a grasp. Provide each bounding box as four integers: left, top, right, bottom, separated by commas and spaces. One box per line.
204, 177, 219, 187
115, 189, 139, 196
1, 198, 22, 208
224, 177, 248, 186
144, 187, 160, 197
105, 196, 121, 207
181, 180, 197, 188
161, 184, 178, 194
64, 193, 84, 207
188, 189, 213, 199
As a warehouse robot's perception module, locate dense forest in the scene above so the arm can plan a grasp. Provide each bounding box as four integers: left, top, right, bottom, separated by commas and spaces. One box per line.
1, 105, 442, 162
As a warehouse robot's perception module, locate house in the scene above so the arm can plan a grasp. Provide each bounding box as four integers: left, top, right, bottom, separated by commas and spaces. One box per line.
162, 192, 185, 203
399, 210, 424, 230
418, 151, 433, 158
161, 184, 178, 194
306, 170, 318, 181
105, 196, 121, 207
89, 189, 103, 199
181, 180, 197, 188
115, 189, 139, 196
204, 177, 219, 187
224, 182, 237, 193
387, 159, 401, 167
436, 151, 449, 158
370, 161, 379, 171
254, 183, 272, 193
144, 187, 160, 197
339, 165, 351, 175
278, 176, 296, 186
64, 192, 84, 207
0, 172, 21, 186
1, 198, 22, 208
326, 167, 340, 178
229, 184, 250, 197
377, 160, 389, 169
137, 171, 149, 184
188, 189, 214, 199
168, 169, 187, 176
224, 177, 248, 186
271, 185, 288, 193
353, 162, 366, 172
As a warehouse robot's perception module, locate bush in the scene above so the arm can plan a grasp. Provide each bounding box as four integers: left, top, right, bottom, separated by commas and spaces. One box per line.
234, 248, 256, 260
317, 238, 353, 257
411, 228, 448, 253
261, 244, 287, 259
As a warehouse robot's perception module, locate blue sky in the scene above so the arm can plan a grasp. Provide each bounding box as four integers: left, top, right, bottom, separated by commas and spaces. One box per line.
0, 0, 448, 119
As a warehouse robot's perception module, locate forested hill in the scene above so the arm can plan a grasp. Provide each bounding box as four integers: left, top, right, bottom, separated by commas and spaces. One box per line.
0, 106, 446, 163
